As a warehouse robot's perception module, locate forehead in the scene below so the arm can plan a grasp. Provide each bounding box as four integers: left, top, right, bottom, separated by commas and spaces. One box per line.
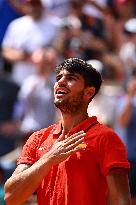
56, 69, 84, 81
57, 69, 69, 75
57, 69, 80, 77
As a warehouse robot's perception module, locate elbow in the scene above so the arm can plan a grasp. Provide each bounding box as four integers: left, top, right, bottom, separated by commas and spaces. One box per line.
4, 192, 15, 205
4, 182, 18, 205
4, 191, 22, 205
110, 195, 131, 205
4, 181, 31, 205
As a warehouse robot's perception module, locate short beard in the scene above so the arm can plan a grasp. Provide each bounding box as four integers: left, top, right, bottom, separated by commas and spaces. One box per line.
54, 90, 84, 114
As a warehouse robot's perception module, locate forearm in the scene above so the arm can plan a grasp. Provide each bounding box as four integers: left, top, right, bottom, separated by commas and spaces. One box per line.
5, 130, 85, 205
5, 156, 53, 205
108, 196, 131, 205
108, 188, 131, 205
2, 48, 30, 62
107, 169, 131, 205
118, 97, 133, 128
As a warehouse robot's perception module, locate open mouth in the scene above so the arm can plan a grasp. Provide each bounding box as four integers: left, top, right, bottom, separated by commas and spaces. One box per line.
55, 88, 69, 97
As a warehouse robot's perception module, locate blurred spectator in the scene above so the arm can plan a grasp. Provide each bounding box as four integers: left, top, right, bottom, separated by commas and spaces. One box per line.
102, 52, 125, 81
80, 1, 108, 60
55, 0, 109, 61
0, 0, 22, 47
41, 0, 71, 18
0, 59, 20, 156
119, 18, 136, 81
114, 0, 135, 21
55, 14, 83, 59
106, 0, 135, 52
2, 0, 62, 86
17, 47, 58, 140
87, 57, 124, 127
114, 73, 136, 205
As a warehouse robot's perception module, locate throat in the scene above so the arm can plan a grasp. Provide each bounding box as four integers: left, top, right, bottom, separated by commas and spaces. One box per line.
62, 112, 89, 133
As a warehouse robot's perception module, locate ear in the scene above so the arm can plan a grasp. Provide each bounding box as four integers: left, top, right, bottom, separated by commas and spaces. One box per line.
84, 87, 96, 100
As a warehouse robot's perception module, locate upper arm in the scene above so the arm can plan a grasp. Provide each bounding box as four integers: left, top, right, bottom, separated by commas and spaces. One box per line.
106, 168, 131, 205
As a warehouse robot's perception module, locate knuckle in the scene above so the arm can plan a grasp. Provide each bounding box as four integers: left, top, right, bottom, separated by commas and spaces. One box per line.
61, 141, 66, 147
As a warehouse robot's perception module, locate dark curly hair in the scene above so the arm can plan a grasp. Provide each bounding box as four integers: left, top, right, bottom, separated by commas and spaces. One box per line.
55, 58, 102, 98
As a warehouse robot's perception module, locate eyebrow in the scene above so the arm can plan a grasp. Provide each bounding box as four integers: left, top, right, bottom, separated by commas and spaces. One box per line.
56, 73, 81, 79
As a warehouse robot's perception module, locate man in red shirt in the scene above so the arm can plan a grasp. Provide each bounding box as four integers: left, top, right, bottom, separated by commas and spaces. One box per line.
4, 58, 131, 205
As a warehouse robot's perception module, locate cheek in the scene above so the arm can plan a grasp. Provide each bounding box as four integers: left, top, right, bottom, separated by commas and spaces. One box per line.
54, 83, 57, 94
69, 82, 84, 91
54, 82, 58, 89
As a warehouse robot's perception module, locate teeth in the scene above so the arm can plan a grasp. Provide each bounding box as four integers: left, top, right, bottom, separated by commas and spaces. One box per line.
57, 90, 66, 94
58, 92, 65, 94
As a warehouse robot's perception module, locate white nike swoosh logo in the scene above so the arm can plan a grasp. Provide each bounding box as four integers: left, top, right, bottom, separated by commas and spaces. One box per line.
38, 144, 52, 151
38, 146, 47, 151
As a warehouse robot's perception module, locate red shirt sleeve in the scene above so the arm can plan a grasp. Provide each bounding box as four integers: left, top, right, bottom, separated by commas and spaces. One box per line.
17, 130, 45, 165
97, 128, 130, 176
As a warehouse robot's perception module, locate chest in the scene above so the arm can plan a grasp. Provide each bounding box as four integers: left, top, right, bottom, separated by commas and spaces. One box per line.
36, 134, 99, 173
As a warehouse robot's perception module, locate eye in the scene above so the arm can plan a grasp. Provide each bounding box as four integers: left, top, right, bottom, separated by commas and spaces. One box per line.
67, 76, 73, 80
56, 75, 61, 82
67, 76, 76, 81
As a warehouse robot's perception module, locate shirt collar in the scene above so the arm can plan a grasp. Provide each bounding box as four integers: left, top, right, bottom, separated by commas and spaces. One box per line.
51, 116, 98, 138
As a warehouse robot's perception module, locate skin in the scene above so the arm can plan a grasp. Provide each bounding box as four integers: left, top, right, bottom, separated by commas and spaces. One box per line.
4, 131, 86, 205
118, 76, 136, 128
117, 77, 136, 205
4, 69, 131, 205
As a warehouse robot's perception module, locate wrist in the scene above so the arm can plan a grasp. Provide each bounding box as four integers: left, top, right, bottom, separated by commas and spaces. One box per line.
41, 153, 56, 168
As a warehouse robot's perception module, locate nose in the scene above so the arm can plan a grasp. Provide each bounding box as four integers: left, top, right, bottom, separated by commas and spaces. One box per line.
57, 76, 67, 86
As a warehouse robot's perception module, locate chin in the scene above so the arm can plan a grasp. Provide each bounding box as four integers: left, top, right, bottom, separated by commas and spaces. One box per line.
54, 99, 64, 108
54, 99, 70, 113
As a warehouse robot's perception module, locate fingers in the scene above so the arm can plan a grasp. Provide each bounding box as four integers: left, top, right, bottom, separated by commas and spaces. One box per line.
55, 130, 86, 154
56, 130, 85, 144
64, 144, 86, 156
64, 131, 86, 146
60, 131, 86, 153
47, 130, 87, 165
64, 136, 86, 152
56, 130, 66, 142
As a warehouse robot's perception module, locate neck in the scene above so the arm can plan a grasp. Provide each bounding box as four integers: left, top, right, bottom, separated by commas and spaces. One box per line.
31, 9, 43, 21
61, 111, 89, 134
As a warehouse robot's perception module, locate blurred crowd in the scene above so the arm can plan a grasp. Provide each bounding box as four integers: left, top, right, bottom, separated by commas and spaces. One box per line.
0, 0, 136, 204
